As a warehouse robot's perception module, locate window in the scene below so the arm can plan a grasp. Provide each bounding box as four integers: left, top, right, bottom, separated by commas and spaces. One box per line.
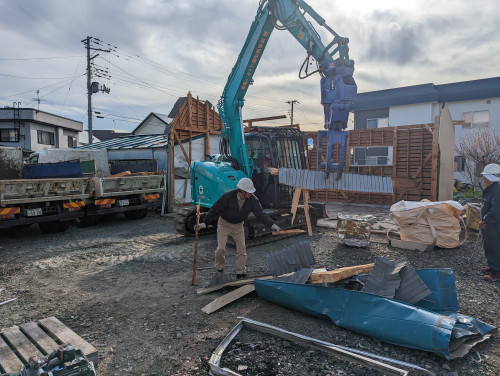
366, 117, 389, 129
68, 136, 77, 148
462, 111, 489, 128
0, 128, 19, 142
454, 156, 465, 171
351, 146, 393, 166
37, 130, 55, 145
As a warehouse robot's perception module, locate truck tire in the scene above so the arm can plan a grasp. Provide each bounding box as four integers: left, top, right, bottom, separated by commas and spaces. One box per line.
39, 220, 70, 234
124, 208, 148, 220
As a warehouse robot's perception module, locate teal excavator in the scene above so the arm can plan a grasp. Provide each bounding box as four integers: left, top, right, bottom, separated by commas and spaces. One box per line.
174, 0, 357, 237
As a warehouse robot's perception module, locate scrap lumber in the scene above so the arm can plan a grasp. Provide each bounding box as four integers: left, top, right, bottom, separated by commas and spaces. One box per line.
0, 335, 23, 374
309, 263, 374, 284
191, 200, 201, 285
290, 187, 302, 224
271, 229, 305, 235
197, 275, 273, 295
39, 317, 98, 366
303, 189, 312, 236
201, 285, 255, 314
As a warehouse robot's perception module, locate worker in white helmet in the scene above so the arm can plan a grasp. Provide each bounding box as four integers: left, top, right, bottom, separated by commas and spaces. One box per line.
196, 177, 281, 279
479, 163, 500, 282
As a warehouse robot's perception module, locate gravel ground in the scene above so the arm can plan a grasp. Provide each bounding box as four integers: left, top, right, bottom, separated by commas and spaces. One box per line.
0, 207, 499, 376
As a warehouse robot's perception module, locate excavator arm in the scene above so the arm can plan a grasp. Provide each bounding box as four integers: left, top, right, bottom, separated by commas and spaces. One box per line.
218, 0, 357, 176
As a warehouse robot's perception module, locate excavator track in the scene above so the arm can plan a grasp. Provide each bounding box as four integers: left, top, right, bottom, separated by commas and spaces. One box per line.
172, 205, 317, 247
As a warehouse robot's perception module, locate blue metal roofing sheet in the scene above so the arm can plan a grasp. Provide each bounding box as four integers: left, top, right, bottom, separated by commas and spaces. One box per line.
78, 134, 169, 150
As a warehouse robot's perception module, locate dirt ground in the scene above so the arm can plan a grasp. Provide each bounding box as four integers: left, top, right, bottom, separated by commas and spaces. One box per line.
0, 205, 499, 376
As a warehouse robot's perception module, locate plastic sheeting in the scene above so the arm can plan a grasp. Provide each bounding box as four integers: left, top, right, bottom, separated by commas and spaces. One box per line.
254, 269, 496, 360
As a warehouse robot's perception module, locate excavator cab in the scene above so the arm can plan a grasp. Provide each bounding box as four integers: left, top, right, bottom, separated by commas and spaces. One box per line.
245, 127, 306, 208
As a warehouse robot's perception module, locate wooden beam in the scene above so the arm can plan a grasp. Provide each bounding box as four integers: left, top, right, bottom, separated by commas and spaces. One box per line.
272, 229, 306, 235
290, 188, 302, 224
201, 285, 255, 314
196, 275, 273, 295
303, 189, 312, 236
243, 115, 287, 123
309, 263, 374, 284
173, 129, 190, 163
411, 151, 432, 179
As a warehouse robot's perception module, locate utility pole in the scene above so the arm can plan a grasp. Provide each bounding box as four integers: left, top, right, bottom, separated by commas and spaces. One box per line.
286, 100, 299, 126
81, 36, 110, 144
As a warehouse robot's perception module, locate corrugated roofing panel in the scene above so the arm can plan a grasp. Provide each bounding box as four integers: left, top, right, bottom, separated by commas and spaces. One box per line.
279, 168, 393, 193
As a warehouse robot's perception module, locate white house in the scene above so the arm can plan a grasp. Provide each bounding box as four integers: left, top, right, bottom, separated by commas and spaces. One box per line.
351, 77, 500, 183
0, 107, 83, 153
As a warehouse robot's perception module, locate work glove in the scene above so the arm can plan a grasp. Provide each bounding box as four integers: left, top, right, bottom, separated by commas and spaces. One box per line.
271, 224, 281, 234
196, 223, 206, 231
478, 221, 486, 230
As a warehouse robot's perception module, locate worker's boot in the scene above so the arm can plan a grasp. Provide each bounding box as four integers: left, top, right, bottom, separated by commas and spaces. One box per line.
483, 271, 500, 282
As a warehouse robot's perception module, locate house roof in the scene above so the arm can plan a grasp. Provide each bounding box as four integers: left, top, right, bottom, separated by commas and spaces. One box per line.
92, 130, 130, 141
131, 112, 170, 134
167, 96, 214, 119
352, 77, 500, 111
167, 97, 187, 119
78, 133, 169, 150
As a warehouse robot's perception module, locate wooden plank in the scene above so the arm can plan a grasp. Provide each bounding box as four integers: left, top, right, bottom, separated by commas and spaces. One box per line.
272, 229, 305, 235
309, 263, 374, 284
303, 189, 312, 236
38, 317, 97, 366
197, 275, 274, 295
290, 187, 302, 224
19, 322, 59, 355
0, 335, 23, 374
1, 326, 43, 363
201, 284, 255, 314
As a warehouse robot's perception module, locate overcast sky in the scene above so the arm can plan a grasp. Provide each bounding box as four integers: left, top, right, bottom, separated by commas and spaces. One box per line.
1, 0, 499, 134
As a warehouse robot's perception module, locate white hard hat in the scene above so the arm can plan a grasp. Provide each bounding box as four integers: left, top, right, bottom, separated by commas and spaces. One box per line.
237, 177, 256, 193
481, 163, 500, 175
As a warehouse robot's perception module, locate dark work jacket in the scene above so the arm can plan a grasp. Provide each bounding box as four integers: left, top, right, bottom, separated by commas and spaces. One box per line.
203, 189, 274, 228
481, 181, 500, 226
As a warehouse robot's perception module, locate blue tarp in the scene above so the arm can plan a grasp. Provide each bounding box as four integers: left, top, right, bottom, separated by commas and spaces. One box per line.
24, 161, 82, 179
254, 268, 496, 360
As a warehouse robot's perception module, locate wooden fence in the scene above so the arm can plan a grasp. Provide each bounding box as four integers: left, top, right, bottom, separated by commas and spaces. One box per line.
305, 120, 439, 205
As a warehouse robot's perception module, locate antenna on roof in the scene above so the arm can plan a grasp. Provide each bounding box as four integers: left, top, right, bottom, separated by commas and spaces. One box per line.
32, 90, 43, 112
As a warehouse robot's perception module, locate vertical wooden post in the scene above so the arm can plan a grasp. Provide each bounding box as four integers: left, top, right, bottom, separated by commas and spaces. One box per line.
192, 200, 201, 285
290, 187, 302, 224
303, 189, 312, 236
430, 118, 440, 201
167, 142, 174, 213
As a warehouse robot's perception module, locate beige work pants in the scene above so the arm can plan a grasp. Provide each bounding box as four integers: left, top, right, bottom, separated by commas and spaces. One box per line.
215, 217, 247, 274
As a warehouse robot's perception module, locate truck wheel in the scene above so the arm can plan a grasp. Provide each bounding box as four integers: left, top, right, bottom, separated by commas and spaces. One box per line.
124, 208, 148, 220
39, 221, 69, 234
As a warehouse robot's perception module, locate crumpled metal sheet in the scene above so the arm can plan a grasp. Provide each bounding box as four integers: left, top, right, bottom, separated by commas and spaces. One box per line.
273, 268, 315, 284
265, 240, 315, 276
278, 168, 393, 193
254, 269, 497, 360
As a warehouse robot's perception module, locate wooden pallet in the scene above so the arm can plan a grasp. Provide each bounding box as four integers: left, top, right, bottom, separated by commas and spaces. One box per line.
0, 316, 97, 374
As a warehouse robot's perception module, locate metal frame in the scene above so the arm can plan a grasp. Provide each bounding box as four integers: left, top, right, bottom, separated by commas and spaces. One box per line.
209, 318, 414, 376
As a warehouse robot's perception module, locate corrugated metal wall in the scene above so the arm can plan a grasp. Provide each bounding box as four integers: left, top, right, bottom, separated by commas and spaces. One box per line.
305, 122, 439, 205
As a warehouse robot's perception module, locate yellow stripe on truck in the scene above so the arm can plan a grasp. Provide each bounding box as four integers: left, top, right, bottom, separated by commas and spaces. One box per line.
95, 199, 115, 205
0, 207, 20, 215
63, 201, 85, 208
145, 194, 159, 201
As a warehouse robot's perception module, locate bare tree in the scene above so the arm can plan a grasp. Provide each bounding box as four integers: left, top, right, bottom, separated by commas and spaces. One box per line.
456, 127, 500, 188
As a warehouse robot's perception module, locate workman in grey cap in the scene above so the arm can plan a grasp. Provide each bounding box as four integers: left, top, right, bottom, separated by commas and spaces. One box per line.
479, 163, 500, 282
196, 177, 281, 279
